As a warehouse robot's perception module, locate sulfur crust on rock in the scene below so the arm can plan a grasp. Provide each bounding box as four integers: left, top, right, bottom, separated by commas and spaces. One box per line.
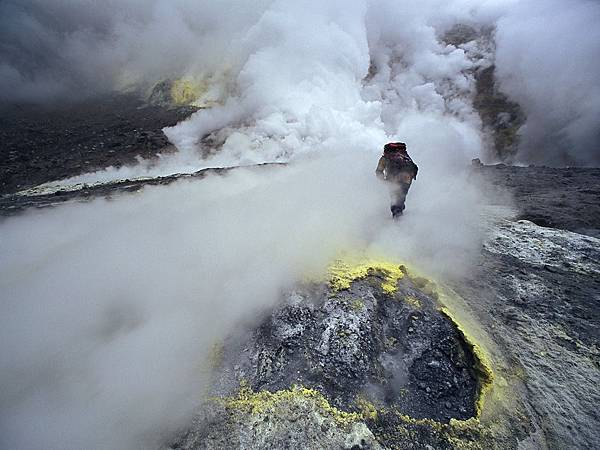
202, 259, 502, 449
217, 384, 492, 450
328, 258, 405, 294
219, 384, 363, 426
370, 397, 496, 449
170, 78, 208, 106
354, 395, 378, 421
396, 413, 486, 442
440, 306, 495, 419
218, 386, 491, 449
404, 295, 422, 308
431, 284, 497, 421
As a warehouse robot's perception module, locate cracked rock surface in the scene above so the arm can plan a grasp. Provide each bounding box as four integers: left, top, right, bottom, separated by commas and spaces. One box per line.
172, 265, 496, 449
452, 219, 600, 449
215, 271, 479, 422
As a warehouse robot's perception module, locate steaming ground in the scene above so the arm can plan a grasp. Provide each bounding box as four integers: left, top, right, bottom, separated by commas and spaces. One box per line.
4, 0, 598, 199
0, 150, 497, 449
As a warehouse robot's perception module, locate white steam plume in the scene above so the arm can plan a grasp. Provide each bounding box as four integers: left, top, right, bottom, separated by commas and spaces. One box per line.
495, 0, 600, 166
0, 0, 271, 102
2, 0, 598, 166
42, 0, 496, 188
0, 155, 384, 450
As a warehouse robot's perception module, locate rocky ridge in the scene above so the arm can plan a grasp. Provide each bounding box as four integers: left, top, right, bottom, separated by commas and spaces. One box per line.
452, 218, 600, 449
171, 260, 526, 450
0, 93, 196, 195
0, 163, 285, 217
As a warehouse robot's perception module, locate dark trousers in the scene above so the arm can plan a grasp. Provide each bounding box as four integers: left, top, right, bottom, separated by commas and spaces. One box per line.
390, 182, 411, 218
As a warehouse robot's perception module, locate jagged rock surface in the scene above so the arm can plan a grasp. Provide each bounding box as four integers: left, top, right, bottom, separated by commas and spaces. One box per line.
214, 270, 479, 422
452, 219, 600, 449
174, 387, 383, 450
172, 264, 501, 449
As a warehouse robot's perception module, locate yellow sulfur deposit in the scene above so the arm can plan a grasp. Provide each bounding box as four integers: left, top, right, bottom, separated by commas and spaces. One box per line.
170, 78, 207, 106
354, 395, 378, 421
328, 258, 405, 294
327, 256, 495, 422
404, 295, 422, 308
220, 384, 362, 426
440, 307, 495, 419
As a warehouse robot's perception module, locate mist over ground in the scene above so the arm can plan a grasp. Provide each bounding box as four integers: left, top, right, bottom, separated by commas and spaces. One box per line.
494, 0, 600, 165
0, 151, 488, 449
0, 157, 378, 450
0, 1, 598, 449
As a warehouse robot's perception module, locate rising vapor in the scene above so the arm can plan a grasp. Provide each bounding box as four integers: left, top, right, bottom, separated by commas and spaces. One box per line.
1, 0, 598, 164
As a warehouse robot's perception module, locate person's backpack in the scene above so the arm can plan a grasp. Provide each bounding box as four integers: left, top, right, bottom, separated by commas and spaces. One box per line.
386, 153, 418, 179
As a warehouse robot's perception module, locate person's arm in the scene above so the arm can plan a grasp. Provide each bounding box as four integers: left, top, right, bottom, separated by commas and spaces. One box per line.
405, 155, 418, 180
375, 157, 386, 180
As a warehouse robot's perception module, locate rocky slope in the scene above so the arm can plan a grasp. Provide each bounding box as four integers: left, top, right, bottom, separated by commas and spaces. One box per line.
475, 164, 600, 238
172, 260, 507, 450
453, 219, 600, 449
0, 93, 195, 195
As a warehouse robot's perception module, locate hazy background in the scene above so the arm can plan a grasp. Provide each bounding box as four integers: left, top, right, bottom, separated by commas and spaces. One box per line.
1, 0, 598, 449
1, 0, 598, 165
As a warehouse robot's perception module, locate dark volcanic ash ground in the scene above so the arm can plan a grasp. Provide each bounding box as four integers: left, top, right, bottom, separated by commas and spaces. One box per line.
0, 94, 195, 195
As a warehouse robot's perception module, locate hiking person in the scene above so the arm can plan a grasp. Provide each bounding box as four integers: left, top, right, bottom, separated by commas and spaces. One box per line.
375, 142, 418, 218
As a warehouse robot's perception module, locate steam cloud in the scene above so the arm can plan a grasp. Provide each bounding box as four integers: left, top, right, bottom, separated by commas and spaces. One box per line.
0, 0, 269, 102
1, 0, 598, 164
1, 155, 488, 450
494, 0, 600, 166
0, 1, 598, 449
0, 157, 388, 450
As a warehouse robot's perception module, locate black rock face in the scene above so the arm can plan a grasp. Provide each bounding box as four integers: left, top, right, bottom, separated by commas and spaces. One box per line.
474, 65, 526, 162
210, 269, 483, 424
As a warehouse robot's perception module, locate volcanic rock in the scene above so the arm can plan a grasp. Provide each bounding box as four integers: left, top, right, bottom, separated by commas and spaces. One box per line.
172, 261, 499, 449
0, 93, 196, 195
452, 218, 600, 449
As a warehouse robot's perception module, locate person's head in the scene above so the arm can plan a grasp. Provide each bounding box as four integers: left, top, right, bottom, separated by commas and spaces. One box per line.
384, 142, 407, 154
